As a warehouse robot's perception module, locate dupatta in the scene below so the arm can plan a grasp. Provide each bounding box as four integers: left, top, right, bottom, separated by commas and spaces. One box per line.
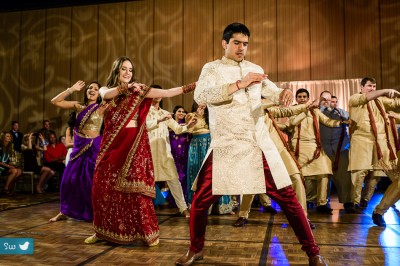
96, 87, 155, 197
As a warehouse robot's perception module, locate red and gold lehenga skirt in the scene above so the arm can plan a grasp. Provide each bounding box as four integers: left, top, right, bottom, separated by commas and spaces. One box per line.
92, 95, 159, 245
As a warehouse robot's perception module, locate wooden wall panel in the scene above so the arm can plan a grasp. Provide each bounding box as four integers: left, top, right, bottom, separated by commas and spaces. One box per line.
44, 7, 72, 136
214, 0, 245, 60
19, 10, 46, 133
154, 0, 183, 112
380, 0, 400, 89
70, 5, 99, 94
182, 0, 213, 111
0, 12, 20, 131
277, 0, 310, 82
126, 0, 154, 85
345, 0, 381, 87
245, 0, 278, 81
98, 2, 126, 84
310, 0, 345, 80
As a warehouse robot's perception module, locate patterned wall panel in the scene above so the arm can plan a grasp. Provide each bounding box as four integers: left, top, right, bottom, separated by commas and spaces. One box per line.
245, 0, 278, 82
380, 0, 400, 89
345, 0, 381, 87
182, 0, 213, 111
44, 7, 72, 137
310, 0, 346, 80
214, 0, 245, 60
126, 0, 154, 85
0, 12, 21, 131
19, 10, 46, 134
98, 2, 126, 84
277, 0, 310, 82
70, 5, 99, 93
154, 0, 183, 112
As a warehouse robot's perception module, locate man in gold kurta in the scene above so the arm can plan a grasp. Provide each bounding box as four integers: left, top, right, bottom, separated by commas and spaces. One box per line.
147, 89, 194, 217
234, 100, 317, 227
284, 89, 343, 215
372, 110, 400, 226
176, 22, 326, 266
347, 77, 400, 214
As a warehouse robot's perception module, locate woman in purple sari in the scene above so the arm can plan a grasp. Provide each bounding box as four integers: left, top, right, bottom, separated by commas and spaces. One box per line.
49, 80, 104, 222
169, 105, 191, 203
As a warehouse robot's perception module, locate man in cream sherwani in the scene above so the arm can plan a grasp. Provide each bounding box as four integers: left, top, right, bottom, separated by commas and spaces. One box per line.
147, 85, 194, 218
175, 22, 327, 266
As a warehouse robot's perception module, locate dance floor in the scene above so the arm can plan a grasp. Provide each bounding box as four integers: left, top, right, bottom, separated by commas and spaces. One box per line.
0, 192, 399, 266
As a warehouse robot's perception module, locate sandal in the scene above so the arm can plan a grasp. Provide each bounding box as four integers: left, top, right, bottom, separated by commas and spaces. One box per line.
84, 234, 101, 244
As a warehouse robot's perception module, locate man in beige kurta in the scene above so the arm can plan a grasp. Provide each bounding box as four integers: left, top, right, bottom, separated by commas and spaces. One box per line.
176, 22, 326, 266
147, 95, 191, 217
347, 77, 400, 214
284, 89, 342, 214
372, 111, 400, 227
235, 102, 311, 226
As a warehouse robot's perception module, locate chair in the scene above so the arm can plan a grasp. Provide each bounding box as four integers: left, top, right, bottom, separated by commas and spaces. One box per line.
21, 171, 38, 194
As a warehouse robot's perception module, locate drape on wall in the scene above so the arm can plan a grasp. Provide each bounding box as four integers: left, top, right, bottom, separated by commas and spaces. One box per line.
277, 78, 361, 111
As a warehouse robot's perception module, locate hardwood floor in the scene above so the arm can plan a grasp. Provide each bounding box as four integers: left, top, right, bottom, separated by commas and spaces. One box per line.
0, 192, 399, 265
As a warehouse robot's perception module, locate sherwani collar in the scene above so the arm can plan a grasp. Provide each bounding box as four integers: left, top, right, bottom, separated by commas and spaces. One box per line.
221, 56, 244, 66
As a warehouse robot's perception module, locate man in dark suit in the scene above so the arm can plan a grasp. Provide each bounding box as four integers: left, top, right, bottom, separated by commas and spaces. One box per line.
10, 121, 23, 152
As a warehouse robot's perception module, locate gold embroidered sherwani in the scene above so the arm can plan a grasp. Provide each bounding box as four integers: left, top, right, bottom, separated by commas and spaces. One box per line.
194, 56, 291, 195
146, 105, 187, 182
348, 93, 400, 204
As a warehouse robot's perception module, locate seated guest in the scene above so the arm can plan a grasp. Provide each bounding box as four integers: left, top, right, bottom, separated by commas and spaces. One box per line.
22, 133, 56, 193
43, 132, 67, 183
0, 132, 22, 195
10, 121, 24, 153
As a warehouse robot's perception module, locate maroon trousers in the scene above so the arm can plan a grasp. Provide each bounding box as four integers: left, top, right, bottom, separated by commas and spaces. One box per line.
189, 153, 320, 257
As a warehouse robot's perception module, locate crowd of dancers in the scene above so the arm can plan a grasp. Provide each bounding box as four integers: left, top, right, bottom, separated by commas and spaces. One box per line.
1, 22, 400, 266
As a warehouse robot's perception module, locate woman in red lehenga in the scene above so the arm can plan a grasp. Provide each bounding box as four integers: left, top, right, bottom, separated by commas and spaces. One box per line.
85, 56, 195, 246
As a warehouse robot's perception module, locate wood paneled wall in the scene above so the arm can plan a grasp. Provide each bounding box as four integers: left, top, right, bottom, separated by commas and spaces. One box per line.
1, 0, 399, 135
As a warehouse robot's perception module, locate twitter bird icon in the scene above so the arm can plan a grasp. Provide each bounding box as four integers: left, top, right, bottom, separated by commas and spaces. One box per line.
19, 241, 30, 251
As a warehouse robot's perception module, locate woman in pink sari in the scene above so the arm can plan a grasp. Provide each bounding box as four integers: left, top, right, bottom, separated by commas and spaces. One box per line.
85, 56, 195, 246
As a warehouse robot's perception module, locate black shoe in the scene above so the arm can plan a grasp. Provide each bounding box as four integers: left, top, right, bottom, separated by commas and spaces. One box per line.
308, 219, 316, 230
262, 205, 278, 214
359, 199, 368, 208
316, 205, 333, 214
345, 203, 356, 214
233, 217, 248, 227
372, 212, 386, 227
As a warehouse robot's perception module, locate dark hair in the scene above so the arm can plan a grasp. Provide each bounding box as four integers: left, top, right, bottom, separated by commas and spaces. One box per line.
0, 132, 13, 155
296, 88, 309, 98
11, 121, 19, 126
150, 84, 162, 89
361, 77, 376, 87
331, 96, 337, 99
172, 105, 186, 120
67, 111, 77, 136
106, 56, 136, 88
222, 23, 250, 43
43, 120, 50, 125
49, 132, 58, 143
83, 81, 102, 106
191, 102, 209, 126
